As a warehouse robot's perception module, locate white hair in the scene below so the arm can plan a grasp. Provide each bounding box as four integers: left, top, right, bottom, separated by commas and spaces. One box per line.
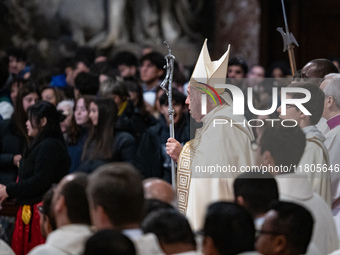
323, 74, 340, 109
57, 100, 75, 114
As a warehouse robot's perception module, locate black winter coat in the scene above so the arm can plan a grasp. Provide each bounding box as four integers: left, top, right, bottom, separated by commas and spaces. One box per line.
6, 137, 70, 205
0, 119, 27, 185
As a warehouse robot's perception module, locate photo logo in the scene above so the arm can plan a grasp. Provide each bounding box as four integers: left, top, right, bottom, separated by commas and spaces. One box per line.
201, 84, 311, 116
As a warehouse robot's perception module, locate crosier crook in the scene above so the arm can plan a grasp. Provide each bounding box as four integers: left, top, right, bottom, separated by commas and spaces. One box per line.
160, 41, 177, 190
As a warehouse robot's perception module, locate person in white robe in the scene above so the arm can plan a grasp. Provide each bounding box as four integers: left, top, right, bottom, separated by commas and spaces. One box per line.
255, 122, 339, 255
320, 74, 340, 239
277, 82, 331, 205
167, 39, 255, 231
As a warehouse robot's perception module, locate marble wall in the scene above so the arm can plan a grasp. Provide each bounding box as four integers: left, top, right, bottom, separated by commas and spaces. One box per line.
214, 0, 260, 67
0, 0, 261, 68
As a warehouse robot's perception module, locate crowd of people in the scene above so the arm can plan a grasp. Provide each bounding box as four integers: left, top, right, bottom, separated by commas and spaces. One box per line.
0, 40, 339, 255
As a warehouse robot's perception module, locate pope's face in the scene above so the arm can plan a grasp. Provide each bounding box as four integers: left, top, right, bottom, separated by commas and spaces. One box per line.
186, 85, 203, 123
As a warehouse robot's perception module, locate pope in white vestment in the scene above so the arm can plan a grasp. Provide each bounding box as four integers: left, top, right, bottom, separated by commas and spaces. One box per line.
184, 104, 255, 230
176, 40, 255, 231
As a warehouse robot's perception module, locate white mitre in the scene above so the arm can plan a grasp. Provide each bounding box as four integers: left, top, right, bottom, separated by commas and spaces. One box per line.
189, 39, 232, 105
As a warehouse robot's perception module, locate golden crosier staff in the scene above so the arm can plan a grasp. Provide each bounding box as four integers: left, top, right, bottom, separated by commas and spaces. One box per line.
277, 0, 299, 76
160, 41, 176, 190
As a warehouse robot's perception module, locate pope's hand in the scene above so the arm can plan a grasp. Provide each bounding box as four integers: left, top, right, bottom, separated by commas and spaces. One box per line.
166, 138, 182, 163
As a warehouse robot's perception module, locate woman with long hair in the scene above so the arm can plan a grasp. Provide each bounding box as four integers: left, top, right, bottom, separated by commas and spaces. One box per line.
0, 80, 39, 185
0, 101, 70, 255
6, 77, 25, 107
124, 78, 156, 126
78, 97, 136, 173
67, 95, 94, 172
